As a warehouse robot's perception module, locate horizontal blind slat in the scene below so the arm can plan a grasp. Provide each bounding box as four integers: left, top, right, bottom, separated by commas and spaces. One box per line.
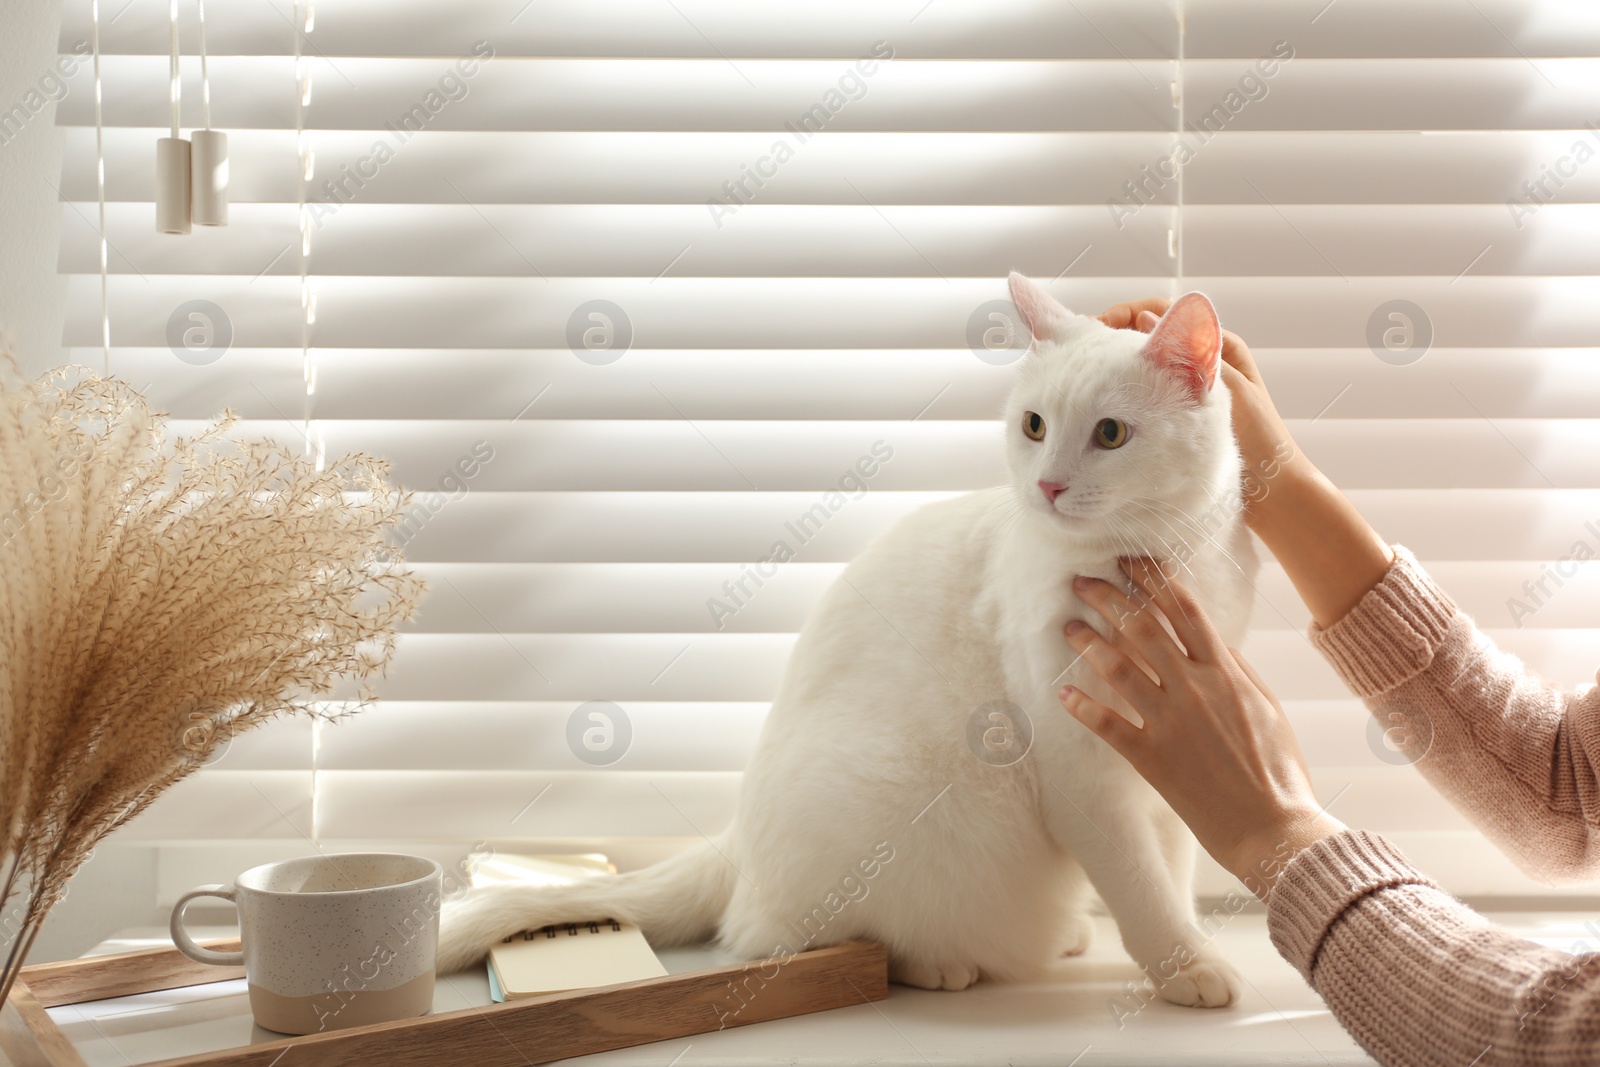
59, 0, 1179, 61
68, 129, 1600, 209
62, 276, 1600, 349
143, 417, 1600, 491
1184, 131, 1600, 205
1187, 0, 1600, 60
316, 770, 740, 841
56, 55, 1600, 133
59, 129, 1185, 206
387, 561, 1600, 634
297, 697, 1448, 773
71, 202, 1600, 280
1185, 205, 1600, 278
378, 490, 1600, 563
58, 203, 1170, 278
1183, 58, 1600, 131
287, 697, 1436, 771
57, 58, 1177, 133
315, 702, 768, 772
345, 629, 1596, 704
77, 347, 1600, 421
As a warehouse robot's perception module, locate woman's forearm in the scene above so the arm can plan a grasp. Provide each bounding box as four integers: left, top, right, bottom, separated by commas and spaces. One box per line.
1251, 462, 1394, 629
1269, 830, 1600, 1067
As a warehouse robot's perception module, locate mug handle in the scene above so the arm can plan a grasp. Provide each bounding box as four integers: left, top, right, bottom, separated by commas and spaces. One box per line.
170, 884, 245, 966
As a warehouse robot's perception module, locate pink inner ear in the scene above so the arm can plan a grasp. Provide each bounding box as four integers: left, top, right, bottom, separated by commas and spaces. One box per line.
1007, 271, 1072, 343
1141, 293, 1222, 402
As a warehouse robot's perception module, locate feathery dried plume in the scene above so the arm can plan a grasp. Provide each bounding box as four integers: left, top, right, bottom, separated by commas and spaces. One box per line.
0, 360, 423, 1005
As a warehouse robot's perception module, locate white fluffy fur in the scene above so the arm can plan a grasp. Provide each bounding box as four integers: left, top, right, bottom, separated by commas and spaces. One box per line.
437, 275, 1258, 1007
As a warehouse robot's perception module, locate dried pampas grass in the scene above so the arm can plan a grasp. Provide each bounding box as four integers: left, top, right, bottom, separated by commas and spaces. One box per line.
0, 362, 423, 1005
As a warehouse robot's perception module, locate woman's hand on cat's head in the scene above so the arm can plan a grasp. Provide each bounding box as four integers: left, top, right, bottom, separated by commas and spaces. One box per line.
1057, 558, 1344, 897
1098, 297, 1170, 332
1100, 298, 1310, 523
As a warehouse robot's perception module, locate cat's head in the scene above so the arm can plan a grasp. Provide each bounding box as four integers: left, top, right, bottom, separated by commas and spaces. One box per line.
1001, 272, 1240, 546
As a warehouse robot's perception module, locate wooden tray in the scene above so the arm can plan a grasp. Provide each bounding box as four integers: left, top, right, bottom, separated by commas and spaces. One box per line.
0, 938, 888, 1067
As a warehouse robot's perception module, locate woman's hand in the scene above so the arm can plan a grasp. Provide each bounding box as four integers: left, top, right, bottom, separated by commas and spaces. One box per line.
1098, 297, 1307, 516
1057, 557, 1346, 896
1098, 297, 1395, 627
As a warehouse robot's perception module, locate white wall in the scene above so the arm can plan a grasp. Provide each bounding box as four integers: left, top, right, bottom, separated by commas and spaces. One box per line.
30, 846, 161, 963
0, 0, 170, 963
0, 0, 71, 378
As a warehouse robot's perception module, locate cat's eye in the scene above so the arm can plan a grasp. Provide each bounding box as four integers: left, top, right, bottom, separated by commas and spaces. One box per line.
1022, 412, 1046, 441
1093, 418, 1129, 449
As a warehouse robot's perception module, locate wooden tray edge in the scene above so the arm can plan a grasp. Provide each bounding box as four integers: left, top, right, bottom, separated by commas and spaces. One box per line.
1, 980, 89, 1067
18, 940, 889, 1067
22, 939, 245, 1008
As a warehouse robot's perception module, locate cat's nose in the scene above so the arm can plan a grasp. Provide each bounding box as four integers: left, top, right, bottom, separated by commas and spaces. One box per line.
1038, 480, 1065, 504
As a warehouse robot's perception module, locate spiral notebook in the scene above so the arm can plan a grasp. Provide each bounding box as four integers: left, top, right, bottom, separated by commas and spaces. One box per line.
472, 853, 667, 1002
489, 920, 667, 1001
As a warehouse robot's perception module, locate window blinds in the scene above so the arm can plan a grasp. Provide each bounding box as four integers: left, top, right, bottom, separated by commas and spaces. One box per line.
52, 0, 1600, 900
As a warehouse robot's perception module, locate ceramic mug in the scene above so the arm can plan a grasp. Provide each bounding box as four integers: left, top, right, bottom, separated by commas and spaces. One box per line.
170, 853, 443, 1035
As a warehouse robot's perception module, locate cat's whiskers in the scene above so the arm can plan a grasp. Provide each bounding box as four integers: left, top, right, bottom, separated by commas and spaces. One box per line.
1106, 513, 1180, 578
1113, 499, 1248, 588
1119, 498, 1209, 555
1123, 496, 1251, 580
1103, 514, 1201, 618
1111, 509, 1234, 604
1114, 513, 1210, 597
1103, 511, 1161, 560
994, 490, 1029, 534
1124, 493, 1237, 550
1102, 514, 1175, 598
1125, 518, 1187, 569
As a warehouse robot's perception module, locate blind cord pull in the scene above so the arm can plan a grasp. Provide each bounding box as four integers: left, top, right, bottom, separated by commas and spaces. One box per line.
154, 0, 191, 232
190, 0, 228, 225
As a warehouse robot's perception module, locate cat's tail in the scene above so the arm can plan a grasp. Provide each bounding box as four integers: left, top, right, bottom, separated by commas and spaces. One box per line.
435, 837, 737, 974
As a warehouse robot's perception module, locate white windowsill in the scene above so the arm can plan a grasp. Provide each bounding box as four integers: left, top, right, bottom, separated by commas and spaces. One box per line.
52, 911, 1592, 1066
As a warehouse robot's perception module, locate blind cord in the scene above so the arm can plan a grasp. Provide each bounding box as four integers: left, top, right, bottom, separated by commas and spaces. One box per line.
1174, 0, 1185, 299
92, 0, 108, 371
167, 0, 180, 139
197, 0, 210, 131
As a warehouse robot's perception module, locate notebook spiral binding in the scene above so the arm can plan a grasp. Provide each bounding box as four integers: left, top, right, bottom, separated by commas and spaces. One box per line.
518, 919, 624, 940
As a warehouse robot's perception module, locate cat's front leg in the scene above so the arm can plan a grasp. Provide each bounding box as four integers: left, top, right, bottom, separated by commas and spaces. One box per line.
1015, 620, 1240, 1010
1005, 602, 1236, 1006
1039, 768, 1239, 1007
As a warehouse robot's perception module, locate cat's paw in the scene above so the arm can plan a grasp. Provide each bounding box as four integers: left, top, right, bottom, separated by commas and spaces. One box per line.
1059, 914, 1095, 957
1157, 957, 1240, 1008
890, 957, 980, 991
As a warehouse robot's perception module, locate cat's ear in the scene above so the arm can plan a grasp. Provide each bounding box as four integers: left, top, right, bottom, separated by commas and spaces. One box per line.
1141, 292, 1222, 402
1007, 271, 1073, 344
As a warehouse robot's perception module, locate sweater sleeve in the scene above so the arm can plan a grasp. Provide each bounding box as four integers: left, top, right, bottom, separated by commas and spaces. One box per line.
1268, 829, 1600, 1067
1309, 546, 1600, 882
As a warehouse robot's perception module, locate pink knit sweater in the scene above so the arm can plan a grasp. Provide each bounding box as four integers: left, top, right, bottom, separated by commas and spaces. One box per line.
1267, 546, 1600, 1066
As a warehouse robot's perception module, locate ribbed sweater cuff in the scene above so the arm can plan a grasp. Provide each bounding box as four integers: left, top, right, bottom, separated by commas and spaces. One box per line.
1307, 545, 1458, 698
1266, 828, 1441, 986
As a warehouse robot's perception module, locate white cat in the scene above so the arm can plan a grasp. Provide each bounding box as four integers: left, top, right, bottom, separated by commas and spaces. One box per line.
437, 273, 1258, 1008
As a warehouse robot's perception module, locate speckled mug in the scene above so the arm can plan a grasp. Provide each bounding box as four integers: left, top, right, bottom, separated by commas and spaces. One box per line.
170, 853, 443, 1035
